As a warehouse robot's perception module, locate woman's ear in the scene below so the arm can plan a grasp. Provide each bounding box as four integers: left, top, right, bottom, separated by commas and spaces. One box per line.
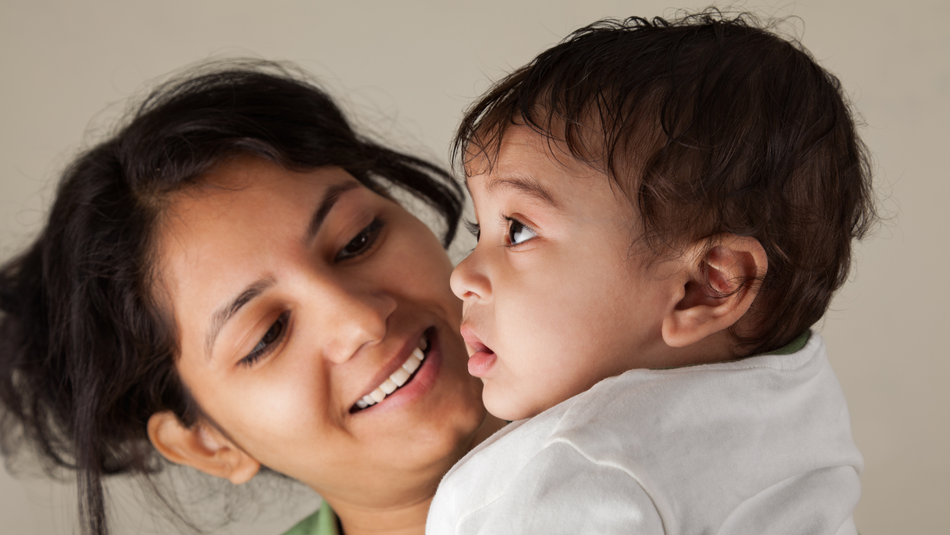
661, 234, 767, 348
147, 411, 260, 485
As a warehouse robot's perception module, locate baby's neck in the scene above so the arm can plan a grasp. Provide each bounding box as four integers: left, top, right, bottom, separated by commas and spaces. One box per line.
652, 330, 741, 369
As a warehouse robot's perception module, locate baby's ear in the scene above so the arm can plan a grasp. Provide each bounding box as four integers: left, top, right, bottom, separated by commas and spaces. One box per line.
147, 411, 260, 485
661, 234, 767, 348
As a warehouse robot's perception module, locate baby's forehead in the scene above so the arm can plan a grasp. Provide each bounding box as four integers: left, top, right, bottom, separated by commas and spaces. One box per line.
466, 125, 595, 176
466, 171, 561, 211
463, 131, 641, 232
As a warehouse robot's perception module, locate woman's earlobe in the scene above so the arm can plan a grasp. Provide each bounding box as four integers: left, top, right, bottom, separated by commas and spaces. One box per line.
147, 411, 260, 485
661, 235, 767, 348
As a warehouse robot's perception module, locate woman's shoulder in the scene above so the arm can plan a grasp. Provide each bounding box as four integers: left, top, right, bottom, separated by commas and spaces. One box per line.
282, 501, 338, 535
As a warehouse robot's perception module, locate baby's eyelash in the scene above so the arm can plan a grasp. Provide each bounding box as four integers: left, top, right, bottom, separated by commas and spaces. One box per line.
464, 220, 481, 241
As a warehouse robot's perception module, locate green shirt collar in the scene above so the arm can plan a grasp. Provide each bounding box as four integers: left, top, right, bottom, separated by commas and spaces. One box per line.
761, 330, 810, 356
282, 501, 338, 535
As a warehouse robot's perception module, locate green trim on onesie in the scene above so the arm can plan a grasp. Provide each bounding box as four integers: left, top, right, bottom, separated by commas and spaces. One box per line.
762, 330, 810, 356
282, 501, 338, 535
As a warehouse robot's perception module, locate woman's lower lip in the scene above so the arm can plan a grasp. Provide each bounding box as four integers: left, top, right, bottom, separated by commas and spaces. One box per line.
467, 350, 496, 377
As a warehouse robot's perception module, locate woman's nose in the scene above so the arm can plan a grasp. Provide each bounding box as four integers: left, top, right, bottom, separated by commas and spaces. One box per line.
450, 248, 492, 303
320, 284, 397, 364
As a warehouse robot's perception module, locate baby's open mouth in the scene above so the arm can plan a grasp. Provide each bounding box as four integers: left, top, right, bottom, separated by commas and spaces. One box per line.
351, 331, 429, 412
470, 340, 494, 356
462, 331, 497, 378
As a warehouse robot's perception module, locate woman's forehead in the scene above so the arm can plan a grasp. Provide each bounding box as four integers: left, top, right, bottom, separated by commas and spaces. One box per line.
176, 158, 359, 203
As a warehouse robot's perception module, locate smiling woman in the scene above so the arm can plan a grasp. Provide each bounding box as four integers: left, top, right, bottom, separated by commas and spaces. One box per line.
0, 61, 504, 535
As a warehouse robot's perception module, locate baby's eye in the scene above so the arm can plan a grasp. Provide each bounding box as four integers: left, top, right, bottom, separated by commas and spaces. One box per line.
240, 311, 290, 367
506, 218, 537, 246
336, 219, 384, 261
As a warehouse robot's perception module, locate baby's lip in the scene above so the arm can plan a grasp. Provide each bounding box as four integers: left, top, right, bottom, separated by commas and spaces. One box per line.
460, 323, 497, 378
460, 324, 492, 354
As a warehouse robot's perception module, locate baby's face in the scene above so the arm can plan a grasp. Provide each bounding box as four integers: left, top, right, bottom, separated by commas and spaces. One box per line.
451, 126, 674, 421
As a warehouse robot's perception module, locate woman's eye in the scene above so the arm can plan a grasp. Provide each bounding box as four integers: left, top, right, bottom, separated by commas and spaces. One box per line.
336, 219, 383, 261
239, 311, 290, 367
506, 218, 537, 246
465, 220, 481, 241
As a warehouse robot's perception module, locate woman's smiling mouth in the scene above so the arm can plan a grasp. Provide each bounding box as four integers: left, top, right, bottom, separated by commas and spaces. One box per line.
352, 332, 430, 412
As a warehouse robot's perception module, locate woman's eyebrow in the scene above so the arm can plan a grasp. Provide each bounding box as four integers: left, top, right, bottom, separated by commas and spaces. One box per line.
206, 277, 276, 359
302, 181, 361, 245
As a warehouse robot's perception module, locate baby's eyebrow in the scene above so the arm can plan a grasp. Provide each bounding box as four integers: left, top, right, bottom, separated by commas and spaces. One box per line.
483, 174, 560, 209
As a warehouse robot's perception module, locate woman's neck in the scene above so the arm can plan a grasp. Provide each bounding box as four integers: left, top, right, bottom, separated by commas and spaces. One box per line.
331, 497, 432, 535
328, 414, 506, 535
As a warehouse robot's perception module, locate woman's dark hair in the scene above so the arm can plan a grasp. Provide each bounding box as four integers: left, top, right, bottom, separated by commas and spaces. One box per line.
456, 11, 877, 356
0, 60, 463, 534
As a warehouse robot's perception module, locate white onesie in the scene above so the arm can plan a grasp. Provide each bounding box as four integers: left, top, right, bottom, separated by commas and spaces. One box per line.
427, 332, 862, 534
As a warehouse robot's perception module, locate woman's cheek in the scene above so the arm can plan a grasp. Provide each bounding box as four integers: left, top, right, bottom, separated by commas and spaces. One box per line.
231, 375, 326, 447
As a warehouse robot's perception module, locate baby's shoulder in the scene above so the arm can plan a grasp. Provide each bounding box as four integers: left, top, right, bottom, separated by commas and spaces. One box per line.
548, 333, 835, 460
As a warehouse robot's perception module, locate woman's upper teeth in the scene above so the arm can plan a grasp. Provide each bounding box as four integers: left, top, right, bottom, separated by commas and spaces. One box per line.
355, 335, 428, 409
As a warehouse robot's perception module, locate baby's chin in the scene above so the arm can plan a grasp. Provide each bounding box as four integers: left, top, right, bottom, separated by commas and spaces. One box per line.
482, 386, 548, 422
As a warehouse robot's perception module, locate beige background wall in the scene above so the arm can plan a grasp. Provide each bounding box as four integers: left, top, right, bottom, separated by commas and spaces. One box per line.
1, 1, 947, 533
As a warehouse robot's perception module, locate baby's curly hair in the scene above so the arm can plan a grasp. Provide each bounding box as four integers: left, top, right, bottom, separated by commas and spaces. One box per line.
456, 10, 877, 355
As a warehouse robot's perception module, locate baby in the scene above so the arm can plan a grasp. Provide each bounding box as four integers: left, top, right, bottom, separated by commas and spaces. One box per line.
428, 12, 873, 535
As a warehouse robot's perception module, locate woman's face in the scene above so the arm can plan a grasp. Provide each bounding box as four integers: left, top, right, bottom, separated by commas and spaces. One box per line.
157, 157, 487, 508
